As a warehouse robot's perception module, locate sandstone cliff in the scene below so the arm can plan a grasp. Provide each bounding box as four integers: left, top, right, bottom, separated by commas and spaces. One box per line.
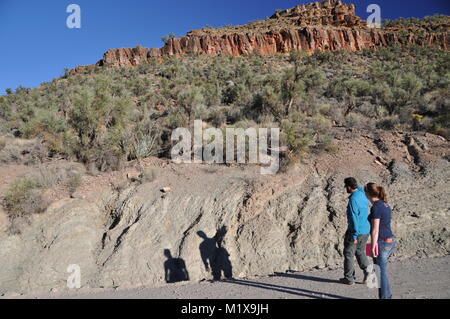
73, 0, 450, 71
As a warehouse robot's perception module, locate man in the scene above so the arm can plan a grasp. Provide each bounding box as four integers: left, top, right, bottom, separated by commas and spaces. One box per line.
340, 177, 371, 285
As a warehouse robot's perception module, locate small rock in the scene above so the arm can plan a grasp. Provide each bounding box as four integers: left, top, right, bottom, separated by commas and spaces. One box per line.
414, 137, 429, 151
409, 212, 420, 218
70, 192, 86, 199
376, 156, 388, 165
374, 160, 384, 166
127, 172, 141, 182
161, 187, 172, 193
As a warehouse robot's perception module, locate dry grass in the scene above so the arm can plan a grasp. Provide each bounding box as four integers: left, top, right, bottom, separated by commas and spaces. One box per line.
0, 138, 47, 165
2, 161, 86, 233
23, 161, 85, 188
0, 137, 5, 151
3, 178, 47, 220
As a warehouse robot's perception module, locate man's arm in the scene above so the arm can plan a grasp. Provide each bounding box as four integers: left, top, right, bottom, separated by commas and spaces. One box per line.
348, 197, 360, 241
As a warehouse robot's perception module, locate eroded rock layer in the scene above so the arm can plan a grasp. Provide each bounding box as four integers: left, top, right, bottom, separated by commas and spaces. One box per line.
1, 131, 449, 294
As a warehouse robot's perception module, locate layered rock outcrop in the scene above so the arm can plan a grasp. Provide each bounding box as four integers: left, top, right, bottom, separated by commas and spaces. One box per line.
78, 0, 449, 70
157, 28, 448, 57
270, 0, 366, 27
1, 131, 449, 294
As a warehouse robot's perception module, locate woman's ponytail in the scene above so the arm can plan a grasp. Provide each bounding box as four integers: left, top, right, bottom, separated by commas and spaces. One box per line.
378, 186, 388, 203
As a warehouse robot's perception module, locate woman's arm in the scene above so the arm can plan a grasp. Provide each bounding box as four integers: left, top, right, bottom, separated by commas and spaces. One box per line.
371, 218, 380, 257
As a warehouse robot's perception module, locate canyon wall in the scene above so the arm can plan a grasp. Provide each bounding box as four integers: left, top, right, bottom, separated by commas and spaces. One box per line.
86, 0, 450, 69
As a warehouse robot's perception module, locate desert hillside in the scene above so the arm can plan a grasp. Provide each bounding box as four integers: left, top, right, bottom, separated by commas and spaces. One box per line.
0, 0, 449, 295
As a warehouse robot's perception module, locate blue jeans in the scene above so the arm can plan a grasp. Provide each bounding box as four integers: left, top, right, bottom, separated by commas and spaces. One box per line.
374, 240, 395, 299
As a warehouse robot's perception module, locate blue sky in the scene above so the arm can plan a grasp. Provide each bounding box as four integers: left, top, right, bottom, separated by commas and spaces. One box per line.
0, 0, 449, 94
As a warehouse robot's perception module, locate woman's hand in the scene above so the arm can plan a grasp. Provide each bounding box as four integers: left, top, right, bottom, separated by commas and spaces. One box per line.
371, 243, 379, 257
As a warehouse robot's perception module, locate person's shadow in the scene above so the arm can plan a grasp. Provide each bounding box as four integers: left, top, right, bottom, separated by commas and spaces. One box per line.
197, 229, 233, 281
163, 249, 190, 283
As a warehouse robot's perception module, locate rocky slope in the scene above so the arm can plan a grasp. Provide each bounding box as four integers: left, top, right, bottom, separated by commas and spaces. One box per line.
0, 130, 449, 294
69, 0, 449, 73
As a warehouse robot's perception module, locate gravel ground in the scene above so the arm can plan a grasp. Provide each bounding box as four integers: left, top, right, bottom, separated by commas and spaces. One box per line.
8, 256, 450, 299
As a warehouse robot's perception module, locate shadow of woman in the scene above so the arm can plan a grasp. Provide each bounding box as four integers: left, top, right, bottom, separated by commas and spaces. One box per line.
163, 249, 190, 283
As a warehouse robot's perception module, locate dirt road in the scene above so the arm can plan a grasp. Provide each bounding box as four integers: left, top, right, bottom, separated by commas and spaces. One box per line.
6, 256, 449, 299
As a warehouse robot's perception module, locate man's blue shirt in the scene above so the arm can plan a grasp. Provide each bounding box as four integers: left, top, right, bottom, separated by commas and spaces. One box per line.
347, 185, 370, 240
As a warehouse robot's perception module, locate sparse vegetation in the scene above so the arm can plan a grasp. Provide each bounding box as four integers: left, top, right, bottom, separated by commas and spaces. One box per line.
383, 15, 449, 32
161, 32, 176, 45
3, 178, 46, 220
0, 44, 448, 170
0, 137, 5, 151
66, 174, 83, 194
1, 162, 85, 228
0, 138, 48, 165
24, 161, 85, 188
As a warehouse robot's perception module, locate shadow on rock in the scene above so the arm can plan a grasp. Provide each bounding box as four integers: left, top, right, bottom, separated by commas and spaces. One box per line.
197, 227, 233, 281
163, 249, 190, 283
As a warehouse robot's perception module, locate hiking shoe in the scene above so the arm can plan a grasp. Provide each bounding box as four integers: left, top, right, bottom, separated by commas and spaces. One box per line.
339, 278, 355, 285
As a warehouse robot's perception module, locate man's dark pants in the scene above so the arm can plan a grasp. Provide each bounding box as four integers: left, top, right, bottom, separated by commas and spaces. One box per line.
343, 231, 369, 282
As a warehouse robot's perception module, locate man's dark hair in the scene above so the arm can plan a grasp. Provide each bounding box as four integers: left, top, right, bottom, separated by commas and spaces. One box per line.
344, 177, 358, 190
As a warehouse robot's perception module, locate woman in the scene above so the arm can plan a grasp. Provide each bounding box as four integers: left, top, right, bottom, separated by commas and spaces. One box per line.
365, 183, 395, 299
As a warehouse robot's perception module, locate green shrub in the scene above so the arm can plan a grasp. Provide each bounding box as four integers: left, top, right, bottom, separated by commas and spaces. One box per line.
66, 174, 83, 194
2, 162, 85, 220
281, 119, 314, 156
314, 134, 338, 154
128, 119, 163, 159
161, 32, 176, 45
3, 178, 46, 219
376, 117, 399, 130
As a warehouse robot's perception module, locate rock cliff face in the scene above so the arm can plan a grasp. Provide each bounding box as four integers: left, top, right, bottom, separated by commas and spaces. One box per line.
82, 0, 450, 69
270, 0, 365, 27
157, 29, 448, 57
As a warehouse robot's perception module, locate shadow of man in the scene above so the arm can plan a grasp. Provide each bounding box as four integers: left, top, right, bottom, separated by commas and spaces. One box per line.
197, 229, 233, 281
163, 249, 190, 283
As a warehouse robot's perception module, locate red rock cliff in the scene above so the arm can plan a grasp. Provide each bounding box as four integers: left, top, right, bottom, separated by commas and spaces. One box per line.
73, 0, 449, 71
